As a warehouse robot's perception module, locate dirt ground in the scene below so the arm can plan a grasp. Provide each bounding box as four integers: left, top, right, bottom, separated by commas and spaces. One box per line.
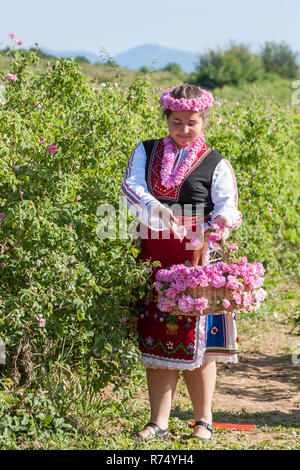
213, 312, 300, 426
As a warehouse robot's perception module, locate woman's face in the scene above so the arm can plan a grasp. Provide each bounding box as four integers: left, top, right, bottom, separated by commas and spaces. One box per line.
167, 110, 203, 148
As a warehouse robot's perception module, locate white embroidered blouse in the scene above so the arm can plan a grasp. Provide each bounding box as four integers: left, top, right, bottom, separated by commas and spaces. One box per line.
121, 141, 243, 232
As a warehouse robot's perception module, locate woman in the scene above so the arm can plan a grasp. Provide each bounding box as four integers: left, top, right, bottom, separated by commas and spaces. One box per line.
121, 85, 242, 441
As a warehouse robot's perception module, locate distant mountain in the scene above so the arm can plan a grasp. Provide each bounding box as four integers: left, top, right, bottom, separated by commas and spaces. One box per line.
115, 44, 199, 73
40, 47, 102, 64
39, 45, 300, 71
40, 44, 199, 73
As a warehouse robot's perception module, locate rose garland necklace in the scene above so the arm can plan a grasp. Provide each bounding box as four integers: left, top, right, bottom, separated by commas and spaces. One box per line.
160, 133, 206, 189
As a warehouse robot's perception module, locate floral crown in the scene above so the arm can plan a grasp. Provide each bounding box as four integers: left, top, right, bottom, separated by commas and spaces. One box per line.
159, 87, 214, 112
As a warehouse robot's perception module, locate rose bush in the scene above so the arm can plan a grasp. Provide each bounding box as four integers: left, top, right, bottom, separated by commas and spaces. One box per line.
0, 45, 162, 396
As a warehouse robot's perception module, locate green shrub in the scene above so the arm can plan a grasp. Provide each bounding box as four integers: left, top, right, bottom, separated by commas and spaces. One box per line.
191, 42, 264, 89
0, 48, 162, 392
207, 93, 300, 278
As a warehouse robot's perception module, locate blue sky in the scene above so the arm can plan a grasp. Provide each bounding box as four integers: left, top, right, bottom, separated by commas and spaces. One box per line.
1, 0, 299, 57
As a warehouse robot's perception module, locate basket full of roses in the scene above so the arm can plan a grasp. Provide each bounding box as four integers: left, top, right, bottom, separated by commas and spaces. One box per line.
154, 226, 267, 316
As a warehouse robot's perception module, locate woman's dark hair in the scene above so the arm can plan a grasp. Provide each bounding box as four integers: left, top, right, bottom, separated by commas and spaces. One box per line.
162, 84, 211, 130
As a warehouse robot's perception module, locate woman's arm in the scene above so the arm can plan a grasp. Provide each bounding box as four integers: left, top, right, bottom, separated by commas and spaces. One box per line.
121, 142, 171, 232
211, 159, 243, 233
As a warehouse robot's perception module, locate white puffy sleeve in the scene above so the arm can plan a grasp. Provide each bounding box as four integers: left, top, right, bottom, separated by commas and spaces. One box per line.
120, 142, 168, 231
211, 158, 243, 231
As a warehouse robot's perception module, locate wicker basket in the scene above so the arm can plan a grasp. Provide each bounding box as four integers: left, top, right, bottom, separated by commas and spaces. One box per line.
169, 233, 250, 316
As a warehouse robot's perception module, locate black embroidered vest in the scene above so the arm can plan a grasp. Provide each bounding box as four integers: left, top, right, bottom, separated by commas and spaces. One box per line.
143, 138, 223, 217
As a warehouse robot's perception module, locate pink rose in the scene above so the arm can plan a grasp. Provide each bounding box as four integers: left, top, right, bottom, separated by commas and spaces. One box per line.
254, 288, 267, 303
228, 243, 238, 251
233, 293, 242, 305
178, 295, 195, 313
211, 275, 227, 288
227, 275, 243, 291
243, 293, 255, 307
157, 297, 174, 312
194, 297, 208, 311
6, 73, 18, 81
209, 232, 221, 243
165, 287, 178, 299
46, 144, 57, 154
37, 314, 46, 327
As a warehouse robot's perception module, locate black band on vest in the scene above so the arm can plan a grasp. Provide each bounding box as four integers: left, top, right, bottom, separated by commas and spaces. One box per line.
142, 139, 157, 180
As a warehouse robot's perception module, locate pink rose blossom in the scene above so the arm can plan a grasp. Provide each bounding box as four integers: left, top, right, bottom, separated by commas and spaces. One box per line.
211, 275, 226, 288
222, 299, 231, 308
233, 293, 242, 305
157, 296, 174, 312
0, 213, 5, 220
243, 293, 255, 307
165, 287, 178, 299
17, 38, 24, 46
37, 315, 46, 327
6, 73, 18, 81
178, 295, 195, 313
226, 275, 243, 291
228, 243, 238, 251
211, 223, 222, 232
254, 288, 267, 303
194, 297, 208, 311
46, 144, 57, 154
209, 232, 221, 243
39, 136, 46, 144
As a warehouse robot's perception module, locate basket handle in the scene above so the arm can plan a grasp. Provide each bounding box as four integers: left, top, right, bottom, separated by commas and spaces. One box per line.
192, 232, 226, 267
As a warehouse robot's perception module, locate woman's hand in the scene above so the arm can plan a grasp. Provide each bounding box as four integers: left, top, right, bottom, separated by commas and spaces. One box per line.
211, 215, 230, 239
152, 205, 184, 240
